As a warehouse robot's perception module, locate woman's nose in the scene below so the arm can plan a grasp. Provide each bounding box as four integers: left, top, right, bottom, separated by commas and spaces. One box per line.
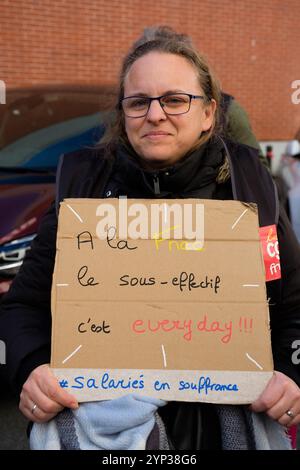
146, 99, 167, 122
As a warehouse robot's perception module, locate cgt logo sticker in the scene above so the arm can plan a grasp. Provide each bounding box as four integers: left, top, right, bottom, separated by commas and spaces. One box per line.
259, 225, 281, 282
0, 80, 6, 104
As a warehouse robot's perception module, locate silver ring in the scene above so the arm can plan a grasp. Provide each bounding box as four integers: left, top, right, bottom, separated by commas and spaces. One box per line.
286, 409, 294, 419
31, 403, 38, 415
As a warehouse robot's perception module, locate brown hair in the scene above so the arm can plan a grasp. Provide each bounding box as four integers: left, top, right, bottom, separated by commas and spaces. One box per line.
100, 26, 221, 154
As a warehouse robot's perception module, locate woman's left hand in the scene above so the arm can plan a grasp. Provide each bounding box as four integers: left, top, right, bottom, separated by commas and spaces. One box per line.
250, 371, 300, 427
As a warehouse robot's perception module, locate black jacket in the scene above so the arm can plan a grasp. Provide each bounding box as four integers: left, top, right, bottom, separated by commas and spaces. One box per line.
1, 137, 300, 448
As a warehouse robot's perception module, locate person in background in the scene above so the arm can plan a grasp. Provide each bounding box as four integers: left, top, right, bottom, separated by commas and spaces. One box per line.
0, 26, 300, 450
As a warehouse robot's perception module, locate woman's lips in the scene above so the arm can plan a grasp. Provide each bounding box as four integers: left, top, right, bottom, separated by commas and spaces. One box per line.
142, 131, 171, 140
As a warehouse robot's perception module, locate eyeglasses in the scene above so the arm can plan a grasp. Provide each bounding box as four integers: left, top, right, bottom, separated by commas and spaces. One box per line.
121, 93, 205, 118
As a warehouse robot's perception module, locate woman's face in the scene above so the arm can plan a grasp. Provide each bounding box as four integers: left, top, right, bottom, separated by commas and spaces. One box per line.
123, 52, 216, 169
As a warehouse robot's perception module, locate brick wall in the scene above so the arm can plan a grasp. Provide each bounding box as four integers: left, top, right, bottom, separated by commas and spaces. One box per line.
0, 0, 300, 140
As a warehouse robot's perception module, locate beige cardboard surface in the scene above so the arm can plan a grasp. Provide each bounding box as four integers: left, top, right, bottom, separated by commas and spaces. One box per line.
50, 198, 274, 403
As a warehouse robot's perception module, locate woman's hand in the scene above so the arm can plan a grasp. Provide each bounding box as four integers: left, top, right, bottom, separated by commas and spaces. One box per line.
19, 364, 78, 423
250, 371, 300, 427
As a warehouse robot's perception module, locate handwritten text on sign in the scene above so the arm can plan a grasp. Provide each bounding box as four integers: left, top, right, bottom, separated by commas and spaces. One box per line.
51, 199, 274, 403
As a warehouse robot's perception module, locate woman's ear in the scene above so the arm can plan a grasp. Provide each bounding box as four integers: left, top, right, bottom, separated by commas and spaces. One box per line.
201, 99, 217, 132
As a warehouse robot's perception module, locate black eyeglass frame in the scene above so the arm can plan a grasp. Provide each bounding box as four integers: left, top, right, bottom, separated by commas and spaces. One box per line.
120, 93, 206, 118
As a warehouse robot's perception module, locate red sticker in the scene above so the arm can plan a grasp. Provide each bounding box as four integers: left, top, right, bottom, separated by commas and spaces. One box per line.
259, 225, 281, 282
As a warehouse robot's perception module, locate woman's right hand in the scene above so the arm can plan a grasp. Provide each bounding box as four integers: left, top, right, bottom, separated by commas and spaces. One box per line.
19, 364, 79, 423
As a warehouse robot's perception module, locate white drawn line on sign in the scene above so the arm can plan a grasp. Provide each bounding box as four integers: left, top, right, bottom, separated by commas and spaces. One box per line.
246, 353, 263, 370
66, 204, 83, 223
62, 345, 82, 364
56, 283, 69, 287
243, 284, 260, 287
161, 344, 167, 368
231, 209, 248, 230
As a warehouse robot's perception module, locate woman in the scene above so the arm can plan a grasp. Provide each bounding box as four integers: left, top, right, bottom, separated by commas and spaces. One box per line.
1, 28, 300, 450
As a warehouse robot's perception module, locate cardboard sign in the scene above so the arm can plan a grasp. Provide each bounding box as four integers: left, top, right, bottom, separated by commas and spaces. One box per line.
51, 198, 273, 403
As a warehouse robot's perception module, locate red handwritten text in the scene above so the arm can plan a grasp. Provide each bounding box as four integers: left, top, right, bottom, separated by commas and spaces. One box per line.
131, 316, 254, 344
